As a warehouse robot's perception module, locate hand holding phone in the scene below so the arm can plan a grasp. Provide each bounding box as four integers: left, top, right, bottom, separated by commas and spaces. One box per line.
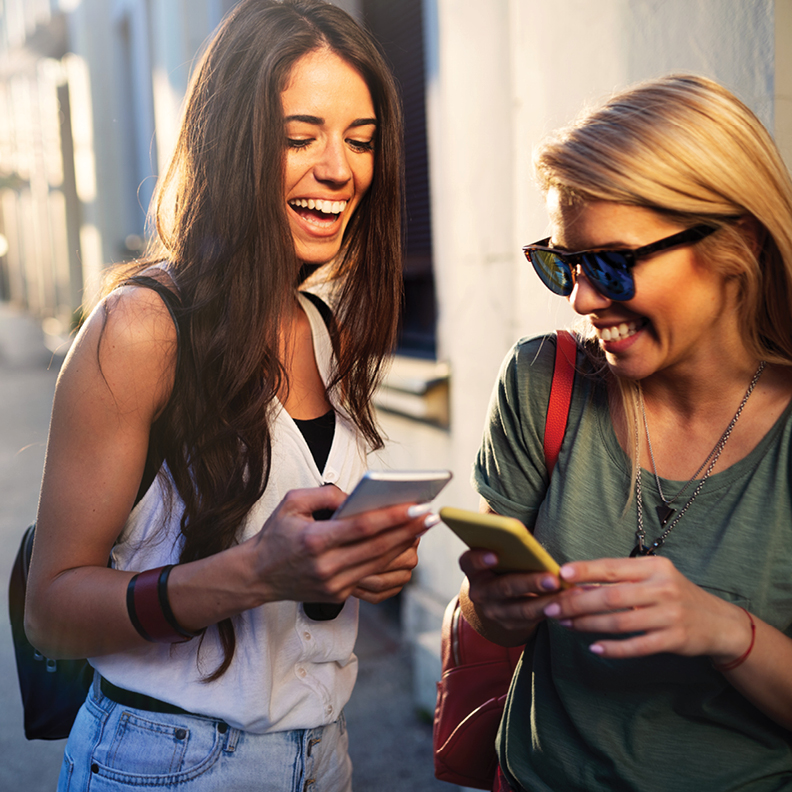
332, 469, 452, 519
303, 470, 452, 620
440, 507, 570, 586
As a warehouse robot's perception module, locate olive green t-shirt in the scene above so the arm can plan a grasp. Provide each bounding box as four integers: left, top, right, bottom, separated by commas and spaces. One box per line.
473, 335, 792, 792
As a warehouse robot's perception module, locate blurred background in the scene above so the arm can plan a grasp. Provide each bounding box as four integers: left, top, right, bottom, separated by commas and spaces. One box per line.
1, 0, 791, 788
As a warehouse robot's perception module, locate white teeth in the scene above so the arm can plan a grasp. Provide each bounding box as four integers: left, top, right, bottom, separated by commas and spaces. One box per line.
289, 198, 347, 215
597, 321, 639, 342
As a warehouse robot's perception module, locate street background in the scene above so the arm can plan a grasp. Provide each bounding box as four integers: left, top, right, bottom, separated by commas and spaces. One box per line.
0, 303, 451, 791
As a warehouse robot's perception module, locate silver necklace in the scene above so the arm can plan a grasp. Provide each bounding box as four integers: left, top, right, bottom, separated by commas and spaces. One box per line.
631, 361, 766, 557
640, 392, 722, 527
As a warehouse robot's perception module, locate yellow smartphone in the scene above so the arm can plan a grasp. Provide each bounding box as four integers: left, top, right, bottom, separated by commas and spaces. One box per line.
440, 506, 569, 584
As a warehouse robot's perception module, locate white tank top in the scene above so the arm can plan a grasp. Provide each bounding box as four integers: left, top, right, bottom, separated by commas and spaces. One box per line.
91, 293, 369, 733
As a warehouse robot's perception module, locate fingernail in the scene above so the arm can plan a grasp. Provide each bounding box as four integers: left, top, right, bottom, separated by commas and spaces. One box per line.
482, 553, 498, 567
589, 643, 604, 655
408, 503, 434, 518
544, 603, 561, 618
559, 619, 572, 628
422, 513, 441, 529
540, 576, 558, 591
560, 564, 576, 581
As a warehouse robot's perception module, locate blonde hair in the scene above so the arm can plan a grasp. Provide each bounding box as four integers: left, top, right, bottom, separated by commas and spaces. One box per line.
534, 73, 792, 474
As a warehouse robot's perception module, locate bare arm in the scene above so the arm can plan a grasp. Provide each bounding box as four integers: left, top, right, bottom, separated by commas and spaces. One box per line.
25, 287, 431, 658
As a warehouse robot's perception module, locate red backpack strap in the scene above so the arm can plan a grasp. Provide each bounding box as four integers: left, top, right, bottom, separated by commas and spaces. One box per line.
543, 330, 576, 477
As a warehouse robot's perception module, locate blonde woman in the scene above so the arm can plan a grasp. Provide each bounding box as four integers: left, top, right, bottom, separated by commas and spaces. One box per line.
461, 75, 792, 790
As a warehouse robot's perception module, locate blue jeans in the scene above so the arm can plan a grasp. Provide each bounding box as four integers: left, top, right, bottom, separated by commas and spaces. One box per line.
57, 678, 353, 791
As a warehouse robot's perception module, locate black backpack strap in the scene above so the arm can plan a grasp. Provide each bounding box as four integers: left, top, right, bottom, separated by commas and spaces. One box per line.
301, 290, 333, 330
124, 274, 183, 372
121, 274, 184, 505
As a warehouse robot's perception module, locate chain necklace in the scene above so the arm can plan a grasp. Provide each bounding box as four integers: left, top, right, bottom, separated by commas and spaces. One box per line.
640, 391, 722, 527
631, 361, 766, 557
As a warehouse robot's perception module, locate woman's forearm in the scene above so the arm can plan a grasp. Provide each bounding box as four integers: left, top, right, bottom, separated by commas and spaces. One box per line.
718, 616, 792, 731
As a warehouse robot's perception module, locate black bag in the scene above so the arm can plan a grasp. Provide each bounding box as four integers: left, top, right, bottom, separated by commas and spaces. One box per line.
8, 524, 93, 740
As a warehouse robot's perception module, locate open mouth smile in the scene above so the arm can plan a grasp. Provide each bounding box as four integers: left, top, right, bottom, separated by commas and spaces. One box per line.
594, 318, 649, 342
288, 198, 348, 227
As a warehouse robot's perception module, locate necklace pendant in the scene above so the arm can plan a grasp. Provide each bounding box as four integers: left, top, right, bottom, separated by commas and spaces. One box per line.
655, 503, 675, 527
630, 543, 654, 558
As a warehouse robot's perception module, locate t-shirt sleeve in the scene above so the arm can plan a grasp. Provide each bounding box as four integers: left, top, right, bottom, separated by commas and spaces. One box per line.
473, 335, 557, 528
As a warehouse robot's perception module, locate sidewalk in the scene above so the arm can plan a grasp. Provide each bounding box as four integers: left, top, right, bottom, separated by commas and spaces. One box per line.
0, 303, 452, 791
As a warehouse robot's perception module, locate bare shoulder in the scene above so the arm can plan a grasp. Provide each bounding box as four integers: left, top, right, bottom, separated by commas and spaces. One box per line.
59, 284, 179, 420
101, 282, 178, 348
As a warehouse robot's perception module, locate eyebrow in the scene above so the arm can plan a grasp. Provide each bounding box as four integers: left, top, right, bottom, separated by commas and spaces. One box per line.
284, 114, 378, 127
551, 239, 632, 253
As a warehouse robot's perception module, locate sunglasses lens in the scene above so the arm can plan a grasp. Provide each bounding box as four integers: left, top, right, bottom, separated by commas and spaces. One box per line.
529, 250, 573, 296
582, 252, 636, 301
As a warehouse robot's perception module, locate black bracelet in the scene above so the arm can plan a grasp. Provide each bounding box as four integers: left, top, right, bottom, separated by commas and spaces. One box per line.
156, 565, 204, 640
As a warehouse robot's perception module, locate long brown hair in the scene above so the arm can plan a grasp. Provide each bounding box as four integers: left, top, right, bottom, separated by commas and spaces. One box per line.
105, 0, 404, 679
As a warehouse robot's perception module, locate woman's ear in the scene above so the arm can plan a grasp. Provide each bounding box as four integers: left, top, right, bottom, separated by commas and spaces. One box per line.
736, 215, 766, 258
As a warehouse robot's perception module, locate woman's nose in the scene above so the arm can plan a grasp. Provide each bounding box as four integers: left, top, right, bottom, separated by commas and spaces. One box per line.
568, 268, 613, 315
314, 139, 352, 185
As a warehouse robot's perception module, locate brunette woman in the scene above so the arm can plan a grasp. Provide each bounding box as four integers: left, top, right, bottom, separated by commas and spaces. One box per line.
25, 2, 432, 789
462, 74, 792, 790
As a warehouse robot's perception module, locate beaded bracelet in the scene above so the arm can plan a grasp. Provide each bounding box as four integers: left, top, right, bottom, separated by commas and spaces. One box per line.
127, 565, 203, 643
712, 607, 756, 672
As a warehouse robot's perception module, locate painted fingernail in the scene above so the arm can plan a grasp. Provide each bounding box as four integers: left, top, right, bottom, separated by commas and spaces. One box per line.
540, 576, 558, 591
482, 553, 498, 567
559, 564, 576, 581
589, 643, 604, 655
544, 603, 561, 618
559, 619, 572, 628
422, 513, 441, 529
408, 503, 434, 518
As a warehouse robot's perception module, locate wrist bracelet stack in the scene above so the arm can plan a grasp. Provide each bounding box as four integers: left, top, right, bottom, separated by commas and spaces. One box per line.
712, 606, 756, 673
127, 565, 204, 643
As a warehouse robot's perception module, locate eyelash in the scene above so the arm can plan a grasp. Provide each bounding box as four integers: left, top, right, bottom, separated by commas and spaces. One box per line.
348, 139, 374, 152
286, 138, 374, 152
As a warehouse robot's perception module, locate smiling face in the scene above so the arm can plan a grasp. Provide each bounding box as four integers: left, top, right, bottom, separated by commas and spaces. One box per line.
549, 195, 746, 381
281, 48, 376, 266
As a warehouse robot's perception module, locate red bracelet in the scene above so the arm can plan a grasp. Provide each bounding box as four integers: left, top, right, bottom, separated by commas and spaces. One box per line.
127, 566, 202, 643
712, 607, 756, 672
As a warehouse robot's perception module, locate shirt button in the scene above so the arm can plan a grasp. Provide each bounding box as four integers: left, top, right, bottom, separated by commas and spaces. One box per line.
297, 666, 307, 678
325, 705, 334, 716
323, 468, 338, 483
303, 631, 312, 641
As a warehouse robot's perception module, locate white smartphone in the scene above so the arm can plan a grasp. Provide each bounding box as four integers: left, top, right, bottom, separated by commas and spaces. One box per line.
332, 469, 453, 519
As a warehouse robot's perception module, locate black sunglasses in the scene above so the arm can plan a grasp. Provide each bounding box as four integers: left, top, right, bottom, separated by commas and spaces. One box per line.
523, 224, 717, 301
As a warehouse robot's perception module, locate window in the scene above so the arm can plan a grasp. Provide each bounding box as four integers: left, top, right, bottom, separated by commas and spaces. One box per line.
362, 0, 436, 358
